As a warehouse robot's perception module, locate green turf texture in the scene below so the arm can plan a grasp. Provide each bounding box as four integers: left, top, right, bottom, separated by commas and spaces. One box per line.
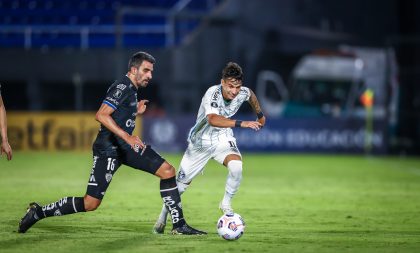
1, 152, 420, 253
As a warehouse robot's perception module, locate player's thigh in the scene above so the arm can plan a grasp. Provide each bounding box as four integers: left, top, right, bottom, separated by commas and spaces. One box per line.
121, 145, 165, 175
86, 154, 122, 200
177, 144, 213, 184
213, 137, 242, 166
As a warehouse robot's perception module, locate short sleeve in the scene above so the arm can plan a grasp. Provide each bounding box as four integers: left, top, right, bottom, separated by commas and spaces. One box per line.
241, 87, 251, 101
203, 87, 220, 116
103, 83, 131, 110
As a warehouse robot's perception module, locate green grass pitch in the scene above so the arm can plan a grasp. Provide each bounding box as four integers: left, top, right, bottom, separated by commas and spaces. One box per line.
1, 152, 420, 253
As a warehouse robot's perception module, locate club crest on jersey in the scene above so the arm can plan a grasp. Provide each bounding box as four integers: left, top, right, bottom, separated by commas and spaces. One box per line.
113, 89, 123, 98
105, 173, 113, 183
211, 102, 218, 108
178, 170, 186, 180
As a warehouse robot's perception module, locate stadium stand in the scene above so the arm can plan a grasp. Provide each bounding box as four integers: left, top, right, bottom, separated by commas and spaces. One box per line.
0, 0, 222, 48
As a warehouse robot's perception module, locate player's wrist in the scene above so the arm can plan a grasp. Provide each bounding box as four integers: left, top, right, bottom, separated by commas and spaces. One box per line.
257, 111, 264, 119
235, 120, 242, 128
121, 132, 131, 142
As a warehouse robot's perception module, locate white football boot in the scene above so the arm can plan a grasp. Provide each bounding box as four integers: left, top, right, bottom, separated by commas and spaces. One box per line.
219, 202, 234, 215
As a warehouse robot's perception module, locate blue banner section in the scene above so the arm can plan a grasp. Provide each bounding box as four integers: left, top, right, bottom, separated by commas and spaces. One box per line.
142, 115, 388, 154
142, 115, 194, 153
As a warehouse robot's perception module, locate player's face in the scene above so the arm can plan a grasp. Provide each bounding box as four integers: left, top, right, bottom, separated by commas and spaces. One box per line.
132, 60, 154, 88
221, 78, 242, 100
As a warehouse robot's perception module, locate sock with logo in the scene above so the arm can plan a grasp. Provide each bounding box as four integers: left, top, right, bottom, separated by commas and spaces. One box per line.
36, 197, 86, 218
160, 177, 186, 229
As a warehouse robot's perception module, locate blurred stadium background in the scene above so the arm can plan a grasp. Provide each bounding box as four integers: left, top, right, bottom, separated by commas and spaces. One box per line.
1, 1, 420, 252
0, 0, 419, 155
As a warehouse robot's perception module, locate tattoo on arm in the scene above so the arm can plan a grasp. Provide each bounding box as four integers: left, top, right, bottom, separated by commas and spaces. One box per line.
248, 90, 262, 114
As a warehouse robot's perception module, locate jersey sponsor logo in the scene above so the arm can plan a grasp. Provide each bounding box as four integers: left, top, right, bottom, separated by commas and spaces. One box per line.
212, 91, 219, 101
130, 102, 137, 106
211, 102, 218, 108
113, 89, 123, 98
116, 84, 127, 90
126, 119, 136, 128
106, 97, 119, 105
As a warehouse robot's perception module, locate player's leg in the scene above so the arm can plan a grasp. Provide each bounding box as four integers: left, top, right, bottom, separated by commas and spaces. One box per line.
122, 145, 206, 235
17, 196, 87, 233
214, 139, 243, 215
153, 180, 190, 234
18, 154, 120, 233
153, 143, 212, 234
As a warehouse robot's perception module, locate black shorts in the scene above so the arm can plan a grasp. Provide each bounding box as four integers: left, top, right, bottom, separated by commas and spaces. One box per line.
86, 145, 165, 200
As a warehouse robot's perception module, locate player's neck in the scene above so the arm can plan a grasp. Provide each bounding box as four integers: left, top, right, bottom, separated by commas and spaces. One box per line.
126, 74, 139, 89
221, 90, 232, 103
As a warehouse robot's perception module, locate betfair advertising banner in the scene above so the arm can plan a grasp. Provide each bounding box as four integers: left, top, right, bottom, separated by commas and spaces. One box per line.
7, 112, 387, 153
7, 112, 141, 151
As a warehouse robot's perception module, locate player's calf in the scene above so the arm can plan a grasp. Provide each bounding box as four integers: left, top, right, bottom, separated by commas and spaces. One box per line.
17, 197, 86, 233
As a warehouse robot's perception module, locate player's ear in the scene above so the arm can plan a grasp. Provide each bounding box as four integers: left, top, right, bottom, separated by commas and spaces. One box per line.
130, 66, 138, 74
221, 79, 225, 85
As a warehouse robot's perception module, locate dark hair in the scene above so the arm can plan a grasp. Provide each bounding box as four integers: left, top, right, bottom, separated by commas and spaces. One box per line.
128, 51, 156, 71
222, 62, 243, 81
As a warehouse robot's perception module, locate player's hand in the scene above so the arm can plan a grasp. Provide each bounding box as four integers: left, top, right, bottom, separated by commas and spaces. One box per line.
241, 121, 262, 131
257, 115, 266, 128
136, 100, 149, 115
1, 141, 12, 161
125, 135, 145, 152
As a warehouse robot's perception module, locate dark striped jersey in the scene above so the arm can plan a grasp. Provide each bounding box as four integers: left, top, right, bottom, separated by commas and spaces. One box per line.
93, 76, 138, 156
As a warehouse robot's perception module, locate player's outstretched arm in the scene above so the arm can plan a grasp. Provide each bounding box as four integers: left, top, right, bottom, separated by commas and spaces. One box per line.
96, 103, 144, 150
247, 89, 266, 127
207, 114, 262, 131
0, 95, 12, 161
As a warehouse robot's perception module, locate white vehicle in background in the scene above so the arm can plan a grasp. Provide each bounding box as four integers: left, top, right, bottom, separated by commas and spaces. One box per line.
283, 46, 399, 124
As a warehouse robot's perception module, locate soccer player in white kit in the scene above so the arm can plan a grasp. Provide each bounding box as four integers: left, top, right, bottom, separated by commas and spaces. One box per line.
153, 62, 266, 234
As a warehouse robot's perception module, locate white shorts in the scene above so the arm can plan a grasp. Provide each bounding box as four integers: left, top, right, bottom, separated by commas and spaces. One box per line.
176, 136, 241, 184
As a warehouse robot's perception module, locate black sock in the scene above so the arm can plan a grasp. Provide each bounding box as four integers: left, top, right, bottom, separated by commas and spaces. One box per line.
160, 177, 186, 228
37, 197, 86, 218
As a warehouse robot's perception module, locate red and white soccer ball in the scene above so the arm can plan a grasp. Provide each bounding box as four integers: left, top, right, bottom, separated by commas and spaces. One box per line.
217, 213, 245, 240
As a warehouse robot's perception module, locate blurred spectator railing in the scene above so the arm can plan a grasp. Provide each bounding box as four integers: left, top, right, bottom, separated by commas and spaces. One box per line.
0, 0, 221, 49
1, 24, 167, 50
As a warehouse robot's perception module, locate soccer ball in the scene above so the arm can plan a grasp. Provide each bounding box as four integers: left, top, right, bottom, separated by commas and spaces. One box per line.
216, 213, 245, 240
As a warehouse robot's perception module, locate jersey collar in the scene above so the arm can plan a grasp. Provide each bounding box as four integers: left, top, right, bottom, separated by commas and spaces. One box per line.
124, 75, 138, 91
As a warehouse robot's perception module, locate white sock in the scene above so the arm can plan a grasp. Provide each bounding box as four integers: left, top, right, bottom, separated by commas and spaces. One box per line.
222, 160, 243, 206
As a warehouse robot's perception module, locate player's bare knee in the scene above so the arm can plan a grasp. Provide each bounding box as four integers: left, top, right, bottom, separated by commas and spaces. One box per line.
227, 160, 243, 179
156, 162, 176, 179
84, 196, 101, 211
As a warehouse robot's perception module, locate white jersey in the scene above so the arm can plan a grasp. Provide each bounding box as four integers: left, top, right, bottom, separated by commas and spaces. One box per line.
187, 84, 251, 144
